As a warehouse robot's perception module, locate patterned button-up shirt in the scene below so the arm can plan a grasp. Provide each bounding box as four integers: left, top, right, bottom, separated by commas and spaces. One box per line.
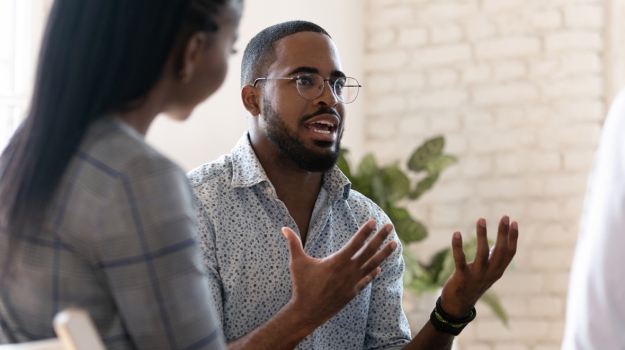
188, 134, 411, 350
0, 118, 225, 349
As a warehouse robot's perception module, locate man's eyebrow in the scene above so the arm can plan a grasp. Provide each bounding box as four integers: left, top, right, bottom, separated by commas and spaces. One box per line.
287, 67, 319, 76
287, 67, 347, 78
331, 70, 347, 78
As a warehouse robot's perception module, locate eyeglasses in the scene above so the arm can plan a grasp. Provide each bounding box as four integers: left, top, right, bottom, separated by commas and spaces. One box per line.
253, 73, 361, 104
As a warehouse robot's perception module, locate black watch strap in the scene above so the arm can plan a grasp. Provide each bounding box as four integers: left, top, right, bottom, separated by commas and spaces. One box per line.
429, 296, 477, 336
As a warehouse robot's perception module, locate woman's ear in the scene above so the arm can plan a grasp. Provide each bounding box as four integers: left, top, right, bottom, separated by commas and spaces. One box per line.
179, 32, 209, 83
241, 85, 261, 116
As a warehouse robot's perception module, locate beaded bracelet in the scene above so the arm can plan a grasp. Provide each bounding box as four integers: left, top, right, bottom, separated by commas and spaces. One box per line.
429, 296, 477, 336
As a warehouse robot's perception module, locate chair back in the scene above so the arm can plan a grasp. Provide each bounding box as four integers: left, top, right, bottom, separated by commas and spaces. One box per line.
0, 309, 105, 350
0, 339, 64, 350
53, 309, 105, 350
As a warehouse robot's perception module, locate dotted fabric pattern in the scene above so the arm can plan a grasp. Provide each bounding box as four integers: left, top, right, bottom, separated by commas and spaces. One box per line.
187, 134, 411, 350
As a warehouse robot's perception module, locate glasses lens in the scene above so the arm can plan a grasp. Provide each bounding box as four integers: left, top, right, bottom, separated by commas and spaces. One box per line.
295, 74, 324, 99
334, 77, 360, 104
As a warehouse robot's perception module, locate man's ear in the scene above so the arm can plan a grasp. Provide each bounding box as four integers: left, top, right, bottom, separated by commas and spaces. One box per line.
241, 85, 261, 116
179, 32, 208, 83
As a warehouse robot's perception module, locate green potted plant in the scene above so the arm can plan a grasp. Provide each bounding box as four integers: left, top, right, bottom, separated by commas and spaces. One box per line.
337, 136, 508, 325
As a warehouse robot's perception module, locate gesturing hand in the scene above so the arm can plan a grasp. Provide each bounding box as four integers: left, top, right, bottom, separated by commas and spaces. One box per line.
440, 215, 519, 318
281, 220, 398, 327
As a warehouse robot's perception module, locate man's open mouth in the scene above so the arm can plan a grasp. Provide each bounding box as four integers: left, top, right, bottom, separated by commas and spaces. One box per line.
306, 121, 337, 134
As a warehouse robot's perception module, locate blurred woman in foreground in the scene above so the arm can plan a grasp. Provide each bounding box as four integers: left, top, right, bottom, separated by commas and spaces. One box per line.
0, 0, 242, 348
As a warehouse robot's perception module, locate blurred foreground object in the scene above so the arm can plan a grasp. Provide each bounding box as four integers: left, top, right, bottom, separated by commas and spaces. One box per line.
0, 309, 105, 350
561, 89, 625, 349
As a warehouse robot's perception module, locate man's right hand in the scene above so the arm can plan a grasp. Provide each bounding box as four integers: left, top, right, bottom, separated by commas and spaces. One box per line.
227, 220, 397, 350
281, 220, 398, 328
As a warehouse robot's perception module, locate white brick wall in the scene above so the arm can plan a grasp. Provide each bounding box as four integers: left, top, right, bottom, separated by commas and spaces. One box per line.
364, 0, 608, 348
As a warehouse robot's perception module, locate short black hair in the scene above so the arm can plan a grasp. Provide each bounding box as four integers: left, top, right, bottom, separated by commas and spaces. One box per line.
241, 20, 331, 87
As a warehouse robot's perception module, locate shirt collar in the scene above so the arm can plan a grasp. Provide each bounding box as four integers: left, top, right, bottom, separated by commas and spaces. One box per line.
230, 132, 352, 201
230, 133, 270, 188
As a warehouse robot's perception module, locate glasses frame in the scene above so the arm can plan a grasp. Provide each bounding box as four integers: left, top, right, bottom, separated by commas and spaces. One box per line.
252, 73, 362, 104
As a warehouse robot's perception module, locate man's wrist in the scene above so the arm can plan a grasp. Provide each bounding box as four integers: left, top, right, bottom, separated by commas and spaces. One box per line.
227, 301, 320, 350
281, 300, 322, 338
430, 297, 476, 336
438, 296, 474, 319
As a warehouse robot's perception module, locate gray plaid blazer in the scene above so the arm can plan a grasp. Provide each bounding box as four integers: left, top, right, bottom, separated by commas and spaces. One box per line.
0, 118, 225, 349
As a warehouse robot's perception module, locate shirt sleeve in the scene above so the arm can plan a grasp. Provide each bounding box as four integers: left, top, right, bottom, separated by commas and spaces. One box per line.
561, 89, 625, 349
363, 208, 412, 350
93, 155, 225, 350
193, 190, 225, 331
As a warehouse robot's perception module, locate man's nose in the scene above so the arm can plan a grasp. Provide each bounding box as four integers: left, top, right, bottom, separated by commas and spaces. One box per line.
316, 80, 339, 106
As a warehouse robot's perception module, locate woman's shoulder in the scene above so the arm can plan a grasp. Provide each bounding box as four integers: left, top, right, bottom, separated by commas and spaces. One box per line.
57, 118, 188, 211
78, 118, 182, 179
50, 118, 191, 242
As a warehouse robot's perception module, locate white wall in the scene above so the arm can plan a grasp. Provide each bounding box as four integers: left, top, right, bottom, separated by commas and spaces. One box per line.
147, 0, 366, 172
606, 0, 625, 103
0, 0, 49, 149
364, 0, 608, 348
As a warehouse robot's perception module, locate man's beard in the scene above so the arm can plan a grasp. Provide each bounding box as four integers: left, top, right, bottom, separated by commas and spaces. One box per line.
262, 97, 342, 173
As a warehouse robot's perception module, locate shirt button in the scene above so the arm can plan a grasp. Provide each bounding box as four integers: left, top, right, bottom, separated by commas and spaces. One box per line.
283, 216, 289, 222
265, 187, 272, 195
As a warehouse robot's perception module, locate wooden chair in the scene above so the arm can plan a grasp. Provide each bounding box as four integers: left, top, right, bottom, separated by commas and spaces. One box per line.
0, 309, 105, 350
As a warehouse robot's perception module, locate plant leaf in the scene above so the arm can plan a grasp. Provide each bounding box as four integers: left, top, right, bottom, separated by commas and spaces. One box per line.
350, 155, 378, 201
381, 164, 410, 203
407, 137, 445, 172
398, 218, 428, 243
358, 154, 378, 177
479, 292, 509, 326
387, 206, 410, 222
409, 174, 439, 200
370, 174, 388, 209
403, 248, 439, 295
337, 149, 352, 180
402, 249, 422, 284
436, 247, 456, 286
425, 154, 457, 174
402, 249, 424, 277
387, 207, 428, 243
406, 278, 438, 296
339, 139, 508, 326
349, 177, 366, 197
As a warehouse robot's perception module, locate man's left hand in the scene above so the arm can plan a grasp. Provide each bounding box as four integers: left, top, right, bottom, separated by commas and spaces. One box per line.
440, 215, 519, 318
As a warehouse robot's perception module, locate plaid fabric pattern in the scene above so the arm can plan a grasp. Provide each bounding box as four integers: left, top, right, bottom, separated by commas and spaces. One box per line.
187, 134, 411, 350
0, 118, 225, 350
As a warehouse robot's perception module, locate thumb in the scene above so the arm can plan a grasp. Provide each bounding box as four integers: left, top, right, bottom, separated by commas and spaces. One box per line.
282, 227, 305, 261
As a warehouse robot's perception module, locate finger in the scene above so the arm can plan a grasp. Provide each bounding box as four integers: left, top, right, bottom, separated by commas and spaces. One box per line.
354, 267, 381, 292
352, 223, 394, 265
359, 240, 398, 276
337, 220, 377, 258
282, 227, 306, 262
490, 215, 510, 266
451, 232, 468, 273
502, 221, 519, 266
474, 218, 489, 269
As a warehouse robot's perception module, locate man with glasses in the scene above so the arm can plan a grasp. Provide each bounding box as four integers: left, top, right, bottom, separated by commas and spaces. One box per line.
188, 21, 518, 350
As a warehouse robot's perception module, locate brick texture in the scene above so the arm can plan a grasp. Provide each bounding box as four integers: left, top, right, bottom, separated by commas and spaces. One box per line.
363, 0, 607, 348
